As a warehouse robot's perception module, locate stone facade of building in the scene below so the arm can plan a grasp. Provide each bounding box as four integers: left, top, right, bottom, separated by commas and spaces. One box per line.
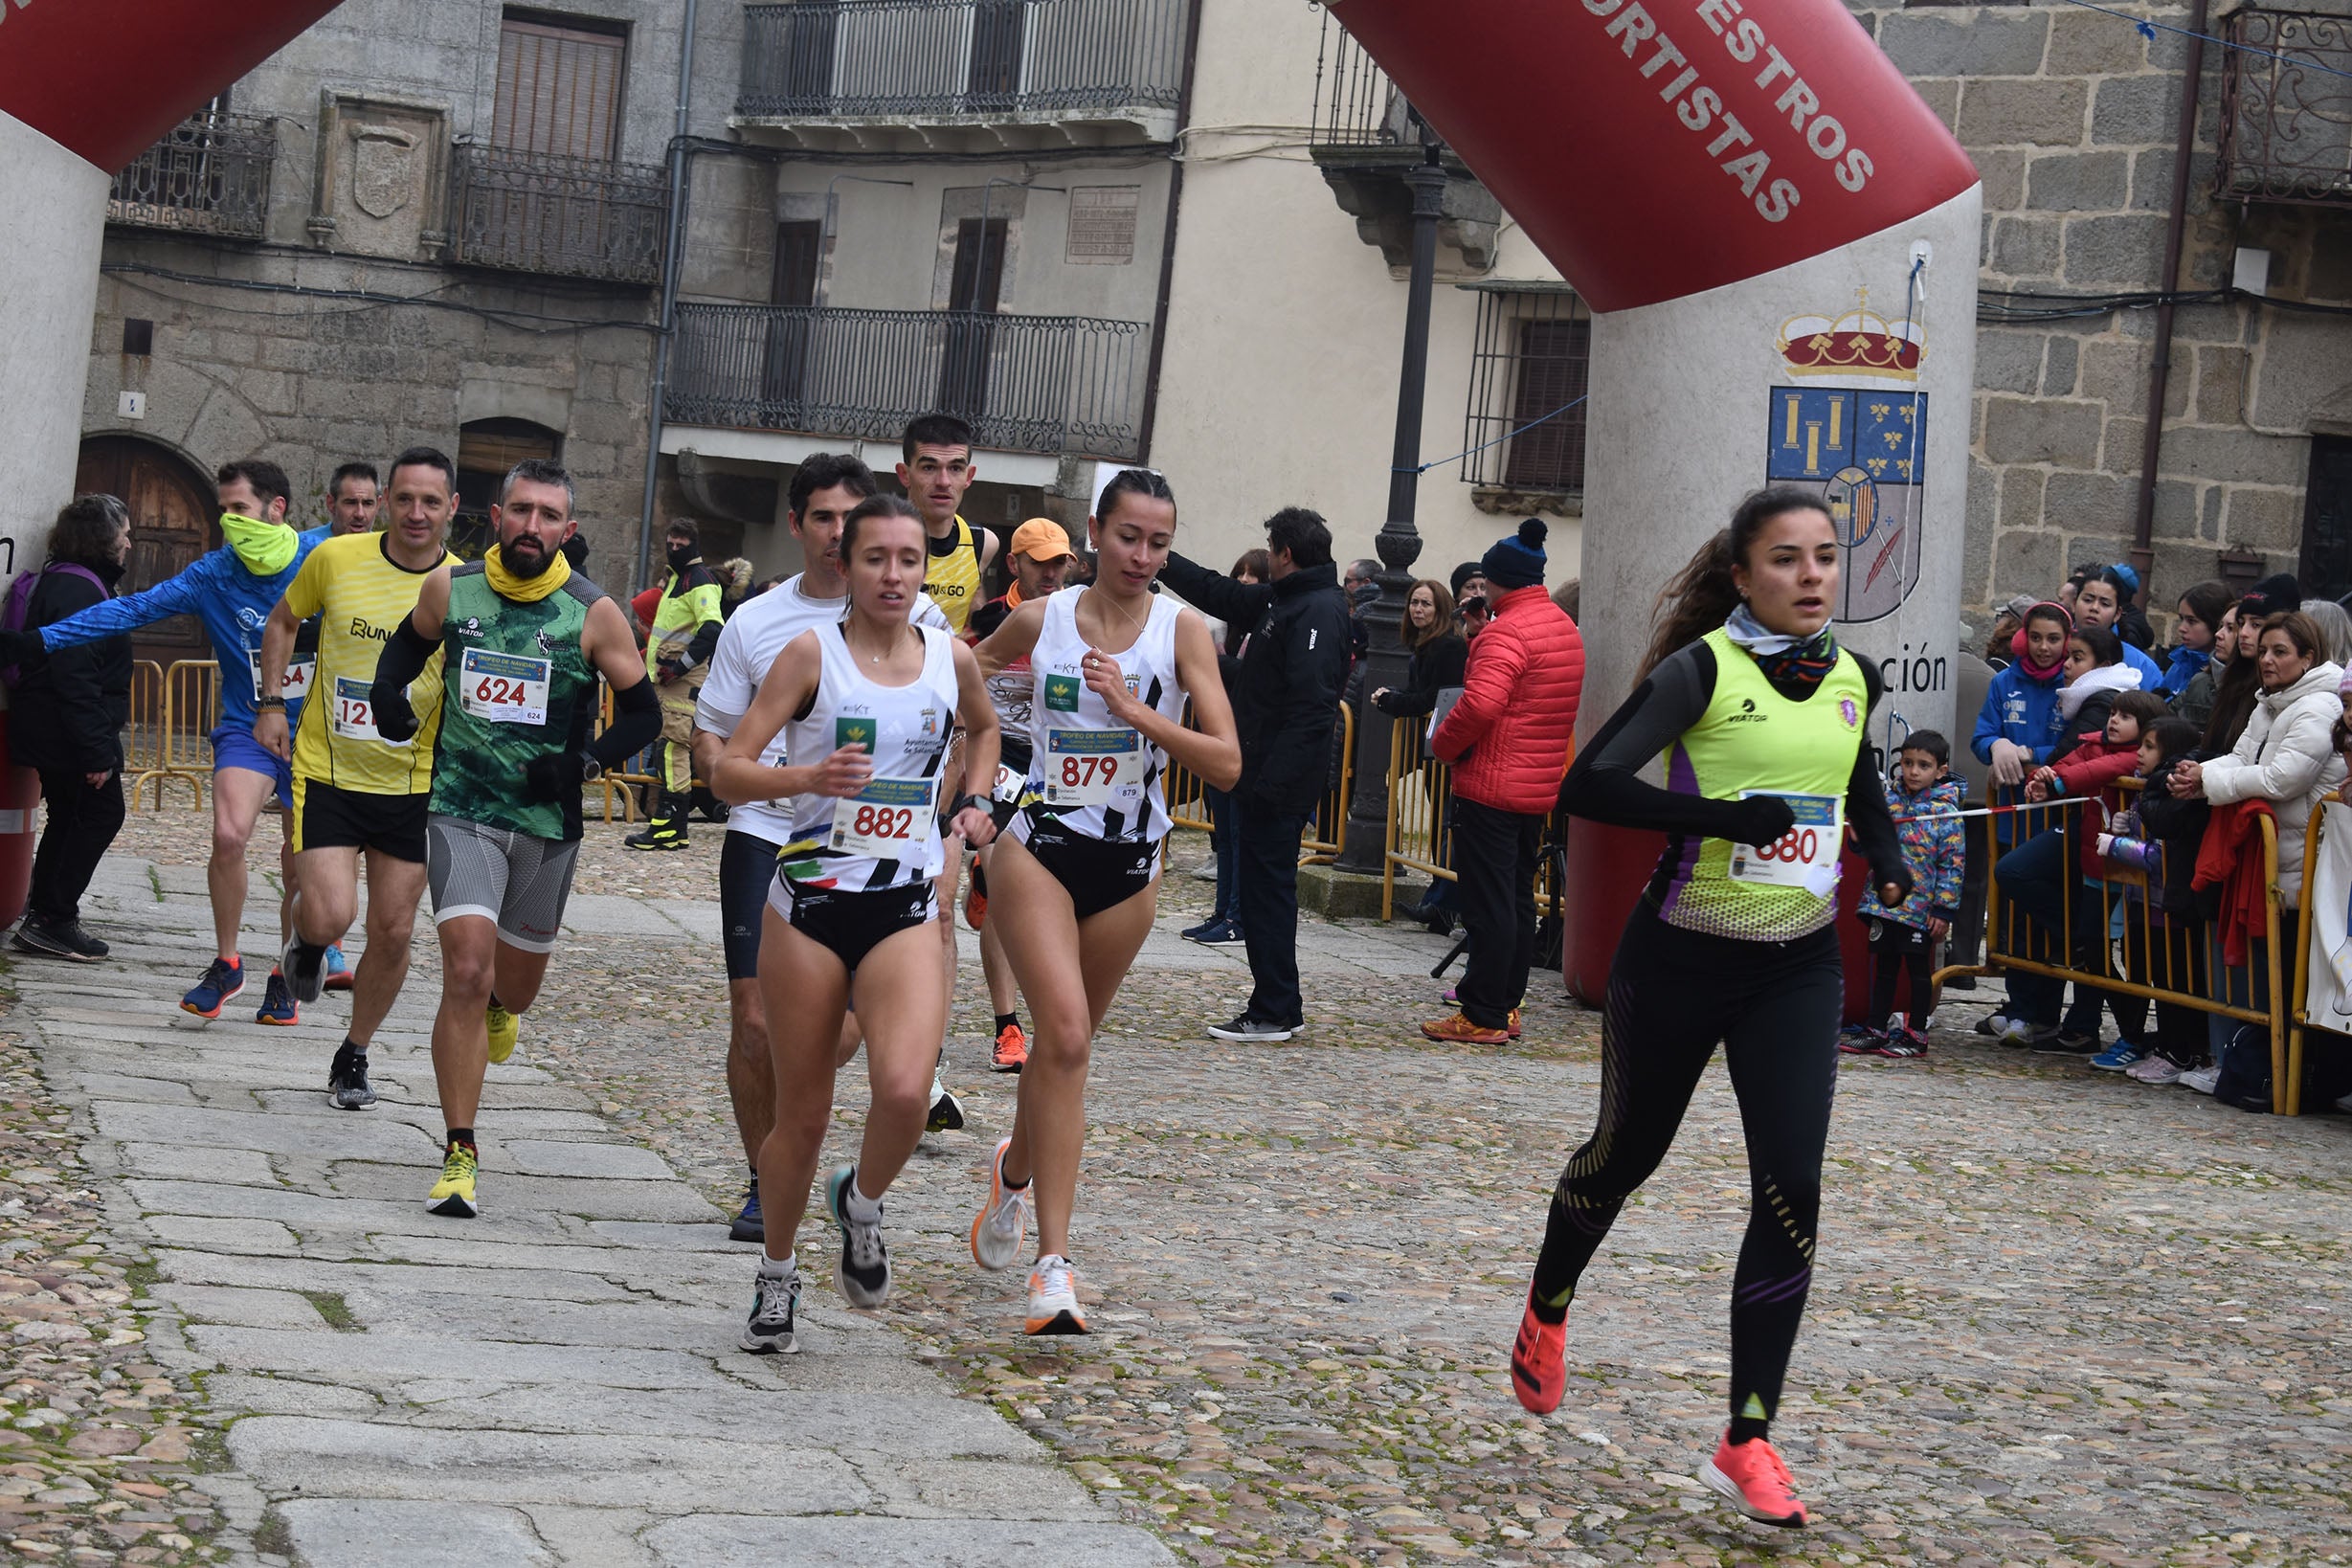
1855, 0, 2352, 637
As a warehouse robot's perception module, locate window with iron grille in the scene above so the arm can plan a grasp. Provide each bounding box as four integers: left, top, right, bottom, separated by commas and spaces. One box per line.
1461, 287, 1590, 496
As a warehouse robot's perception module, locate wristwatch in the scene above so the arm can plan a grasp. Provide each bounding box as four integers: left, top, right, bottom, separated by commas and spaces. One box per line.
949, 793, 986, 818
255, 696, 286, 711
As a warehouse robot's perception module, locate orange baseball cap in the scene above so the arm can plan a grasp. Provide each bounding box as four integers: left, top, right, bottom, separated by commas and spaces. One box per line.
1009, 519, 1074, 561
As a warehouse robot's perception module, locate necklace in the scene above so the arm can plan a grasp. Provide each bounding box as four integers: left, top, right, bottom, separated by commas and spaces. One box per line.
1085, 585, 1147, 643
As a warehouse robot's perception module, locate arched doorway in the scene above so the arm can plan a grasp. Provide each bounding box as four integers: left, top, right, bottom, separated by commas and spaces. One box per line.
455, 417, 562, 561
74, 435, 219, 671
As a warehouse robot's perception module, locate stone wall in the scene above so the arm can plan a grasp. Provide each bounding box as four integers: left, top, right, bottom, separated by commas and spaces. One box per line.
1853, 0, 2352, 638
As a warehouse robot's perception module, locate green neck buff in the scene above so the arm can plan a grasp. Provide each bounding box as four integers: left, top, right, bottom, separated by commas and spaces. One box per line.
220, 512, 299, 576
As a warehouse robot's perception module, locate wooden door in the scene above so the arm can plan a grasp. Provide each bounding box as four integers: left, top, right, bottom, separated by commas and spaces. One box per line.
73, 435, 218, 672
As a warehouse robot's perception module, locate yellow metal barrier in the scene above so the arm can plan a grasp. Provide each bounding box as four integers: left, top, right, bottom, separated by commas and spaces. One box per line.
2285, 798, 2350, 1119
123, 659, 217, 810
1937, 781, 2291, 1112
1158, 700, 1352, 861
1378, 714, 1568, 924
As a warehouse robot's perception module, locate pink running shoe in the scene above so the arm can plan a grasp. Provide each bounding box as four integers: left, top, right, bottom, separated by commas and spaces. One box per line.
1700, 1430, 1808, 1527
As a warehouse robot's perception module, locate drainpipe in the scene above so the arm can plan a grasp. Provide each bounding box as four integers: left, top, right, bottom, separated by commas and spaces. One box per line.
2128, 0, 2208, 593
635, 0, 700, 594
1133, 0, 1203, 466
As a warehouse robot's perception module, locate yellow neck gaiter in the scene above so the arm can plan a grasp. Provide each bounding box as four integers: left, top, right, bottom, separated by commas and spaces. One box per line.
483, 543, 571, 603
220, 512, 298, 576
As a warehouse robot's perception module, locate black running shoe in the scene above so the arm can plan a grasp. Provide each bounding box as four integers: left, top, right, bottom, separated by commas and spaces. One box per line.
825, 1164, 891, 1308
739, 1265, 801, 1355
327, 1042, 377, 1110
283, 896, 327, 1004
13, 914, 106, 962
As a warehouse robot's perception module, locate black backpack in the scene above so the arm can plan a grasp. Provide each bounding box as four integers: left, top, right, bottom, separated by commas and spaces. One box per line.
2213, 1023, 2273, 1113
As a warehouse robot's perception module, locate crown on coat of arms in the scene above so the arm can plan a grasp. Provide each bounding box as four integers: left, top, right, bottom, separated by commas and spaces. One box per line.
1776, 290, 1924, 381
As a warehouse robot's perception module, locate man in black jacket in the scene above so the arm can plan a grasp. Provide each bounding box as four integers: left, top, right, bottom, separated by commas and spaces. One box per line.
1156, 506, 1351, 1041
9, 495, 135, 961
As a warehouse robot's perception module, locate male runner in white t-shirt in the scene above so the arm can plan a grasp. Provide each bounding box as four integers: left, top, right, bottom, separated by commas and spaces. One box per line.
692, 454, 951, 1242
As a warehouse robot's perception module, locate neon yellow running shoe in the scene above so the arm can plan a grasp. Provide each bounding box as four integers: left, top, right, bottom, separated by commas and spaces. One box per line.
426, 1142, 480, 1219
486, 998, 519, 1064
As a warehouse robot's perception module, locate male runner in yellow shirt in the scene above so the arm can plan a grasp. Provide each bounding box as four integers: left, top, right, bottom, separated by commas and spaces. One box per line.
255, 446, 459, 1111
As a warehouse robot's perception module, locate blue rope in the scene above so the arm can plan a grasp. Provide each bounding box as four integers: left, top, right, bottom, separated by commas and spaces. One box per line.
2055, 0, 2352, 84
1400, 393, 1589, 476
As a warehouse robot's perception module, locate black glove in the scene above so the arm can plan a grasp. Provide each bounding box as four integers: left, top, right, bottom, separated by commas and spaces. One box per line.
656, 656, 687, 684
371, 683, 418, 744
1724, 794, 1797, 847
523, 750, 589, 802
0, 629, 45, 671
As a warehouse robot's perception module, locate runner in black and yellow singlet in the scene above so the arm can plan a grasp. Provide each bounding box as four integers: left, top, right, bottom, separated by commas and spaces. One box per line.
1508, 488, 1913, 1531
365, 459, 660, 1219
255, 447, 462, 1114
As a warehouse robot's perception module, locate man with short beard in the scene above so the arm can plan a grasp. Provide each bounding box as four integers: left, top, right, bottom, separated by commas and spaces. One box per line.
365, 458, 661, 1218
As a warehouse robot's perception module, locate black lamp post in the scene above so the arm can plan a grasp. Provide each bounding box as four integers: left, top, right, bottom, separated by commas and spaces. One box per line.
1335, 126, 1446, 875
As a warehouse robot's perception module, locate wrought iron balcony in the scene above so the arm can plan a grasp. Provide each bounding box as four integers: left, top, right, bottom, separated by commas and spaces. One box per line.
2218, 7, 2352, 205
665, 302, 1149, 459
447, 144, 668, 285
107, 110, 276, 239
736, 0, 1186, 148
1306, 9, 1497, 270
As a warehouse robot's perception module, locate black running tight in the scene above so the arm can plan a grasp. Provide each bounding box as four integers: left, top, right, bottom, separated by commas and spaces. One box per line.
1530, 904, 1842, 1437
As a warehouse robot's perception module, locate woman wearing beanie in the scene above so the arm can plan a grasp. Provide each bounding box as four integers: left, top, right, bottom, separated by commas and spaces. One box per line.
1423, 521, 1583, 1043
1511, 488, 1910, 1530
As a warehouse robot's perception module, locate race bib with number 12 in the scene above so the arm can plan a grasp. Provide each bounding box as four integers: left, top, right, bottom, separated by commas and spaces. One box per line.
330, 677, 411, 746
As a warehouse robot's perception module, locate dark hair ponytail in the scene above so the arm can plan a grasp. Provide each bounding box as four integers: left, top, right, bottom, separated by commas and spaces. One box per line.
1638, 485, 1832, 681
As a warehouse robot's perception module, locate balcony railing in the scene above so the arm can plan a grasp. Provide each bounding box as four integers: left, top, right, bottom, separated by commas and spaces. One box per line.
666, 303, 1149, 459
2218, 7, 2352, 205
107, 111, 276, 239
1310, 9, 1408, 149
738, 0, 1184, 131
447, 144, 668, 285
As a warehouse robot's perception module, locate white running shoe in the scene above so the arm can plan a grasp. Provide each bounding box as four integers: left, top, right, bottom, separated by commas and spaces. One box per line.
1025, 1253, 1088, 1335
739, 1264, 801, 1355
2179, 1064, 2222, 1095
970, 1136, 1032, 1271
1995, 1018, 2037, 1047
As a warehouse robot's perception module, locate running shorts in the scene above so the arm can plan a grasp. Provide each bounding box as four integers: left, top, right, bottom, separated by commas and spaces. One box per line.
720, 829, 781, 981
426, 813, 582, 953
1008, 807, 1160, 921
769, 876, 938, 974
292, 777, 428, 862
211, 724, 294, 810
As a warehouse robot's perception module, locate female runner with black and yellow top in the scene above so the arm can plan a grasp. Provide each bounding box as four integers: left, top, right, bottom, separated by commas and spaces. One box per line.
1512, 488, 1912, 1529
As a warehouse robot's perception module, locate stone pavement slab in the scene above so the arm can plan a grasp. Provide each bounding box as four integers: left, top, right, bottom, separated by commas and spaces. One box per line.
12, 851, 1173, 1564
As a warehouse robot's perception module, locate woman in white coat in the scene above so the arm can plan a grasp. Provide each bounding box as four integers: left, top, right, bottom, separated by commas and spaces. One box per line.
2169, 608, 2345, 1091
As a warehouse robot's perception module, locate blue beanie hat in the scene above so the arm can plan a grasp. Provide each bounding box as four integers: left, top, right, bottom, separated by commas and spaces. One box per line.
1482, 518, 1548, 591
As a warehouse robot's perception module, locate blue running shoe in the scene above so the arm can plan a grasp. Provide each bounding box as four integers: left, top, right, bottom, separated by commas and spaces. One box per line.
324, 943, 354, 992
180, 957, 246, 1019
728, 1178, 764, 1244
255, 971, 299, 1027
2090, 1040, 2146, 1072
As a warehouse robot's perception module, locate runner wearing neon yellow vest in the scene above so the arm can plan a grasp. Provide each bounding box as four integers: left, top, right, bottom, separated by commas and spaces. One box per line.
1511, 489, 1913, 1532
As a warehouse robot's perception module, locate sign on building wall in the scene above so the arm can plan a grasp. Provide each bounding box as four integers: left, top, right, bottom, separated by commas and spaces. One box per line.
1766, 293, 1927, 624
1065, 186, 1140, 265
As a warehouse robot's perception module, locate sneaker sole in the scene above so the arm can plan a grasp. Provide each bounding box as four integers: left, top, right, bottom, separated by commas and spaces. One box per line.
425, 1193, 479, 1219
989, 1059, 1025, 1074
738, 1327, 799, 1355
927, 1096, 966, 1133
324, 975, 355, 992
1024, 1308, 1089, 1335
1207, 1024, 1298, 1042
14, 936, 102, 963
255, 1011, 301, 1027
331, 1090, 377, 1111
1699, 1459, 1806, 1528
179, 979, 245, 1020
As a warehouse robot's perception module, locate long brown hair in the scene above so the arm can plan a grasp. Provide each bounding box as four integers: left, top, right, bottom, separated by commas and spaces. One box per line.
1639, 486, 1833, 681
1400, 578, 1457, 652
2203, 649, 2263, 751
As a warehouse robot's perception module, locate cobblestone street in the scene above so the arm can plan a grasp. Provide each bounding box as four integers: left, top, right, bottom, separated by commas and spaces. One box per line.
17, 812, 2352, 1564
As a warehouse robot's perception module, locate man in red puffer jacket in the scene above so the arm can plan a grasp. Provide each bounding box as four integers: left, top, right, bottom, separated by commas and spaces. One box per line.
1424, 519, 1584, 1042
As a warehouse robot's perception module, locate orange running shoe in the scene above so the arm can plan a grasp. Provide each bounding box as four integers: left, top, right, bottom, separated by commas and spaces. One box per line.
1506, 1008, 1523, 1041
1422, 1012, 1509, 1044
1510, 1290, 1566, 1413
1024, 1253, 1088, 1335
964, 862, 988, 929
990, 1020, 1028, 1073
1700, 1430, 1808, 1527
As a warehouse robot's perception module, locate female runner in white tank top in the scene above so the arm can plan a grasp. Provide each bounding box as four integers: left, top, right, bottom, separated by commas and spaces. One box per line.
969, 471, 1240, 1334
713, 496, 1001, 1355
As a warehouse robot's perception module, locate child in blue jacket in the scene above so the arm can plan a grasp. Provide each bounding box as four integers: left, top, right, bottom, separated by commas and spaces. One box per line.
1972, 601, 2072, 849
1846, 730, 1964, 1056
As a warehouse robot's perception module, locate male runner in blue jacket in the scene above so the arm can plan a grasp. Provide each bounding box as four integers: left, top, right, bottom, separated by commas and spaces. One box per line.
0, 459, 349, 1021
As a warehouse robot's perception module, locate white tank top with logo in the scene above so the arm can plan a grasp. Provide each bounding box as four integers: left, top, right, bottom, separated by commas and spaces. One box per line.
780, 621, 958, 893
1019, 586, 1186, 844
